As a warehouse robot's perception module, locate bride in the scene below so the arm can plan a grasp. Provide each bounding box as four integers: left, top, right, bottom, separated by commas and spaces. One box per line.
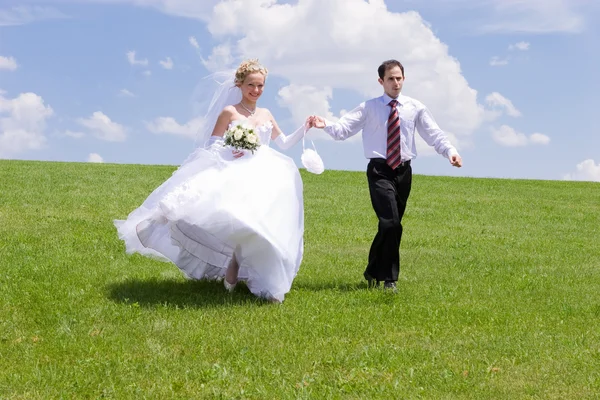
114, 59, 312, 303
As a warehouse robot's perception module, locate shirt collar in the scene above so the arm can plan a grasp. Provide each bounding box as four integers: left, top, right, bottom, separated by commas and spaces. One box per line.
382, 93, 405, 106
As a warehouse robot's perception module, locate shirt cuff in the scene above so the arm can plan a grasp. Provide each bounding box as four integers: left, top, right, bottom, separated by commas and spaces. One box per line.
447, 148, 459, 159
323, 120, 334, 135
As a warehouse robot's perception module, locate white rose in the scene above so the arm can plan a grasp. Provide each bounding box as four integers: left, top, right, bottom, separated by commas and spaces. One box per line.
234, 130, 243, 140
247, 133, 258, 144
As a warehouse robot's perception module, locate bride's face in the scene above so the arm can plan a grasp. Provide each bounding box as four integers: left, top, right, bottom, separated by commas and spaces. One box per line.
240, 72, 265, 103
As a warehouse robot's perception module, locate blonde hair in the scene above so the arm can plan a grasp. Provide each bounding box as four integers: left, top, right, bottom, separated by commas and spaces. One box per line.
235, 59, 268, 84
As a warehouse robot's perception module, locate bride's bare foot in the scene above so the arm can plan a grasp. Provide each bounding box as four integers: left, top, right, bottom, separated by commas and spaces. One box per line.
224, 256, 240, 292
224, 279, 236, 292
266, 295, 282, 304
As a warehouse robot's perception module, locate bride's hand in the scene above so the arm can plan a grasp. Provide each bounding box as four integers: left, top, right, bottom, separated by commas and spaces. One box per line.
232, 149, 245, 158
307, 115, 326, 129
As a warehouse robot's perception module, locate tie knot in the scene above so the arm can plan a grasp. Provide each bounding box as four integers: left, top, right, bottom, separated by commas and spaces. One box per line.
389, 99, 398, 108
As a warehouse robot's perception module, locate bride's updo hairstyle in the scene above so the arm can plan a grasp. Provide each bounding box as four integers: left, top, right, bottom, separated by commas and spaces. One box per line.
234, 59, 268, 85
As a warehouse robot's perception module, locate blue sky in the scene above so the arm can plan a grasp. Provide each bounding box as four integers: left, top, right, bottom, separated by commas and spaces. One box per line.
1, 0, 599, 181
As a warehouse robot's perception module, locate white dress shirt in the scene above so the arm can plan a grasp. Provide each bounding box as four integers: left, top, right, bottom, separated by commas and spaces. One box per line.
323, 93, 458, 162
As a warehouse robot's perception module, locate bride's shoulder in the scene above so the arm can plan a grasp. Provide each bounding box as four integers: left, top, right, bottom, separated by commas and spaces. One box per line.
256, 107, 275, 123
221, 105, 237, 115
257, 106, 272, 116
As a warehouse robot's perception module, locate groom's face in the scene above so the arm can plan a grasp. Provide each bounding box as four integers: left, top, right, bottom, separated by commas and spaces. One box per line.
379, 66, 404, 98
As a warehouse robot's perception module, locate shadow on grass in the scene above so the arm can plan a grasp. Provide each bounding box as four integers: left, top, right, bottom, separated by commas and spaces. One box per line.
106, 277, 271, 308
292, 280, 367, 292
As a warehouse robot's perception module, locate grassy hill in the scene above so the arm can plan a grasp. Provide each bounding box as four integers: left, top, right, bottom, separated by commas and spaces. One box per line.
1, 160, 599, 399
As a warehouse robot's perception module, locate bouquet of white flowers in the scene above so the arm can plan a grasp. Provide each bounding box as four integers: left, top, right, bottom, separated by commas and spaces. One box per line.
223, 123, 260, 153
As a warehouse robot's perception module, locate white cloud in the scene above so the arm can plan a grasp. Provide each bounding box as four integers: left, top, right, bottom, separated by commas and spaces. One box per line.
491, 125, 550, 147
146, 116, 204, 139
278, 84, 359, 142
480, 0, 586, 34
103, 1, 219, 21
529, 133, 551, 145
87, 153, 104, 163
143, 70, 151, 77
409, 0, 590, 34
563, 159, 600, 182
205, 0, 485, 151
202, 42, 234, 71
485, 92, 522, 117
159, 57, 174, 70
509, 41, 530, 51
118, 89, 135, 97
0, 6, 68, 26
126, 50, 148, 66
0, 90, 54, 158
77, 111, 127, 142
28, 0, 217, 22
277, 85, 334, 127
491, 125, 528, 147
490, 56, 509, 67
489, 41, 530, 69
65, 130, 85, 138
189, 36, 200, 49
72, 0, 591, 35
277, 84, 360, 143
0, 56, 18, 71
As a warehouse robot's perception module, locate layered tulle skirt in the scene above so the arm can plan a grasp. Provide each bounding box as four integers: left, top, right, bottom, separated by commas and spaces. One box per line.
114, 145, 304, 302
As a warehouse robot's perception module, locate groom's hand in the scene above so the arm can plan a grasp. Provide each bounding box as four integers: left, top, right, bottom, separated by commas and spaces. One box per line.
308, 115, 326, 129
450, 154, 462, 167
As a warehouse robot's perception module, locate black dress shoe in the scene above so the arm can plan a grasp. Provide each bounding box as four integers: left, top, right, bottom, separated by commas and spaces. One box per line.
364, 272, 380, 288
383, 281, 397, 293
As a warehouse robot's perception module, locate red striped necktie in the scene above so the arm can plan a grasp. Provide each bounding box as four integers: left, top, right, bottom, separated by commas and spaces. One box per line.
386, 99, 401, 169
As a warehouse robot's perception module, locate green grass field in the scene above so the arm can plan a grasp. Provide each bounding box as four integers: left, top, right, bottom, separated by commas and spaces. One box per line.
1, 159, 599, 399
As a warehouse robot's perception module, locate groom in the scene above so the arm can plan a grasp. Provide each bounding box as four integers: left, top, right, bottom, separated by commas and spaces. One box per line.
308, 59, 462, 292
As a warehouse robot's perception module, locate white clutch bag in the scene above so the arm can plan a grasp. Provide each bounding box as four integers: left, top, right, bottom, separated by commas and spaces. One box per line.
301, 147, 324, 174
301, 135, 324, 174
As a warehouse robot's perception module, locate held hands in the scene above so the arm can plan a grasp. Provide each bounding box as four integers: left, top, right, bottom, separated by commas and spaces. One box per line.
306, 115, 326, 129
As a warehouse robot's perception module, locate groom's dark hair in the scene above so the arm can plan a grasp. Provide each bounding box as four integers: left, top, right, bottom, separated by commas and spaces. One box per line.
378, 60, 404, 79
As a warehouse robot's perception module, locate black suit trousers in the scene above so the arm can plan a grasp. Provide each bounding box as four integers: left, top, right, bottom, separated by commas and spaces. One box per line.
365, 159, 412, 282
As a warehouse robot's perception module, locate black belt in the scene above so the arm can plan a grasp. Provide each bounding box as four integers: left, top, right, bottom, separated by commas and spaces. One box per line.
370, 158, 411, 168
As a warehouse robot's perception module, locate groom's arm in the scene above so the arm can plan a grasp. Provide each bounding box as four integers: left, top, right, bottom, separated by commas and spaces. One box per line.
415, 106, 462, 167
317, 103, 367, 141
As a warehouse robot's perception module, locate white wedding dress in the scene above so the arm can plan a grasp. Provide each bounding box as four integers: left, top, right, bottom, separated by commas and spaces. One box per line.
114, 121, 304, 302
